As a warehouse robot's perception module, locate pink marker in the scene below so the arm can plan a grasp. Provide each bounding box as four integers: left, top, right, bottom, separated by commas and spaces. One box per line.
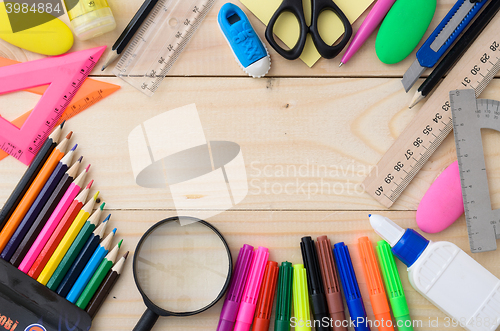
233, 246, 269, 331
340, 0, 397, 66
18, 167, 91, 273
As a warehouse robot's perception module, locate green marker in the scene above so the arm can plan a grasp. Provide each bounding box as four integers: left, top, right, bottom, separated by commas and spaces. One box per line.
376, 240, 413, 331
275, 261, 293, 331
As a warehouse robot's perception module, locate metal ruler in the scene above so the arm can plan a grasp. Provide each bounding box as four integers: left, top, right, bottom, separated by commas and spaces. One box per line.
363, 12, 500, 208
450, 89, 500, 253
113, 0, 216, 96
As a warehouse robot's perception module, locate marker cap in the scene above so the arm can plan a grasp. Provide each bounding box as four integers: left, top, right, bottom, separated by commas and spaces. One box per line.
293, 264, 311, 331
253, 260, 279, 331
275, 261, 293, 331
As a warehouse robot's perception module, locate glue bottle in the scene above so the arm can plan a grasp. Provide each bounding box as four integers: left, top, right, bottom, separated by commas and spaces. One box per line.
369, 214, 500, 331
64, 0, 116, 40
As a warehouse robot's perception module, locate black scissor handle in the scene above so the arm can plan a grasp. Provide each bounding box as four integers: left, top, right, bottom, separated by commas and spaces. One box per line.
265, 0, 308, 60
309, 0, 352, 59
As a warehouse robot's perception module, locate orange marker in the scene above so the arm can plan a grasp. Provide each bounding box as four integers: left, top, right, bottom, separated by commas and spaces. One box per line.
253, 261, 279, 331
0, 133, 72, 251
358, 237, 394, 331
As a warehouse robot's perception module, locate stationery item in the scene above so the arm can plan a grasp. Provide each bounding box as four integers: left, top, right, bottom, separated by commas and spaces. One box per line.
63, 0, 116, 40
218, 3, 271, 78
40, 202, 105, 285
253, 260, 279, 331
217, 244, 255, 331
0, 3, 74, 55
112, 0, 216, 96
234, 246, 269, 331
0, 47, 105, 164
316, 236, 347, 331
10, 164, 90, 267
450, 90, 500, 252
0, 122, 63, 230
402, 0, 487, 92
292, 264, 311, 331
416, 161, 463, 233
18, 177, 91, 273
85, 250, 127, 318
275, 261, 293, 331
0, 134, 71, 252
409, 0, 500, 108
369, 214, 500, 331
362, 10, 500, 208
101, 0, 160, 70
239, 0, 374, 67
130, 217, 232, 331
28, 191, 98, 279
55, 219, 110, 295
66, 232, 116, 303
340, 0, 396, 66
357, 237, 394, 331
300, 236, 331, 331
333, 242, 370, 331
375, 0, 436, 64
376, 240, 413, 331
75, 240, 122, 309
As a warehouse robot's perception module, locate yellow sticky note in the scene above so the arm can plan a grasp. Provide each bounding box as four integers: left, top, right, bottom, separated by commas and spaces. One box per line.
239, 0, 375, 67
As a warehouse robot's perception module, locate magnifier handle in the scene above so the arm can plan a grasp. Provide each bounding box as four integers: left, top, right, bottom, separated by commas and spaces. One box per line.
132, 309, 159, 331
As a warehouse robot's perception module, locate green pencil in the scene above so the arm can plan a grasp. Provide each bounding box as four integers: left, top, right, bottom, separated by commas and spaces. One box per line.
47, 213, 109, 291
75, 239, 122, 309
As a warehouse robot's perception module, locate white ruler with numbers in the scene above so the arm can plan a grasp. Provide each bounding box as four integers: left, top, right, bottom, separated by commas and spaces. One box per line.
363, 13, 500, 208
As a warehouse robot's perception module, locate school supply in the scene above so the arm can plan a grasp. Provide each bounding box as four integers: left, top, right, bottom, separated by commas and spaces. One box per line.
410, 0, 500, 108
340, 0, 396, 66
218, 3, 271, 78
362, 12, 500, 208
333, 242, 369, 331
217, 244, 254, 331
0, 47, 105, 165
358, 237, 394, 331
300, 236, 331, 331
369, 214, 500, 331
112, 0, 216, 96
416, 161, 463, 233
86, 250, 127, 318
450, 89, 500, 253
275, 261, 293, 331
234, 246, 269, 331
0, 123, 63, 230
376, 240, 413, 331
252, 261, 279, 331
293, 264, 311, 331
239, 0, 374, 67
402, 0, 487, 92
316, 236, 346, 331
63, 0, 116, 40
375, 0, 435, 64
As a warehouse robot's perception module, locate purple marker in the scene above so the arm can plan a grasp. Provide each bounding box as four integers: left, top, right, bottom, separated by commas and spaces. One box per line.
217, 244, 254, 331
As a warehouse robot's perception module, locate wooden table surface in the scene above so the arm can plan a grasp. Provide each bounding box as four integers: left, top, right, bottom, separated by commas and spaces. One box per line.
2, 0, 500, 330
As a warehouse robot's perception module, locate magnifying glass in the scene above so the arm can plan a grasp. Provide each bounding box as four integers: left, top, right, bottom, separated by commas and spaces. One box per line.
132, 216, 232, 331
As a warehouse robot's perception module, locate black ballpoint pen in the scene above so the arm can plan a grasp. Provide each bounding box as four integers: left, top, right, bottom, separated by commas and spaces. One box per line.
101, 0, 160, 71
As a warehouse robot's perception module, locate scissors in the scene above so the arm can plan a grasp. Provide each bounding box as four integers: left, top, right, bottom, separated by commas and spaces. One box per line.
265, 0, 352, 60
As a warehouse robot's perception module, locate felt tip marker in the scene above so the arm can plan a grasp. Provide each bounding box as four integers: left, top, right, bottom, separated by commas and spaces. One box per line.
253, 260, 279, 331
293, 264, 311, 331
275, 261, 293, 331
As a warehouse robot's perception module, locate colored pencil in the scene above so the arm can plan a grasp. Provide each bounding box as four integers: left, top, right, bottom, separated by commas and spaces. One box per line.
1, 155, 80, 261
47, 213, 108, 291
28, 189, 98, 279
66, 232, 117, 303
18, 174, 90, 273
57, 227, 114, 297
0, 122, 64, 230
86, 251, 127, 318
40, 202, 105, 285
0, 132, 72, 251
76, 241, 123, 309
9, 162, 86, 267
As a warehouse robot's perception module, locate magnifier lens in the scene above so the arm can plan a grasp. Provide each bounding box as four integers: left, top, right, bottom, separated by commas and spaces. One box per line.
135, 219, 230, 313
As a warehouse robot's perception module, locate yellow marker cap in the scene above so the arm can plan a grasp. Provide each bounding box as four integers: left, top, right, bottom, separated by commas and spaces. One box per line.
293, 264, 311, 331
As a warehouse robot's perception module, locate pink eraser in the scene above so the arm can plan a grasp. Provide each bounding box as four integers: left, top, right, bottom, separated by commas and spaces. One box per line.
416, 161, 464, 233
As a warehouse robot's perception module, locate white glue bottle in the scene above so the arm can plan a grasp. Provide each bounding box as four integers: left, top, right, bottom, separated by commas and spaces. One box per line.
369, 214, 500, 331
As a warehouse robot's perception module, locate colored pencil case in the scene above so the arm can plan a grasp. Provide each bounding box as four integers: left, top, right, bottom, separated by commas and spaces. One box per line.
0, 258, 91, 331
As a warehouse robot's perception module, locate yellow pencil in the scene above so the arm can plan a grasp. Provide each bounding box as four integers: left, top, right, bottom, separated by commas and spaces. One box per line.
38, 193, 103, 285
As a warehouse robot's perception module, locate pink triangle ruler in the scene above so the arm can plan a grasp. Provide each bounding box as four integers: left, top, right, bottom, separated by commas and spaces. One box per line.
0, 46, 106, 165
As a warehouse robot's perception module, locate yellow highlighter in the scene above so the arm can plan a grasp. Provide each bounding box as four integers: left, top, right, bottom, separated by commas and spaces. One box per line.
293, 264, 312, 331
